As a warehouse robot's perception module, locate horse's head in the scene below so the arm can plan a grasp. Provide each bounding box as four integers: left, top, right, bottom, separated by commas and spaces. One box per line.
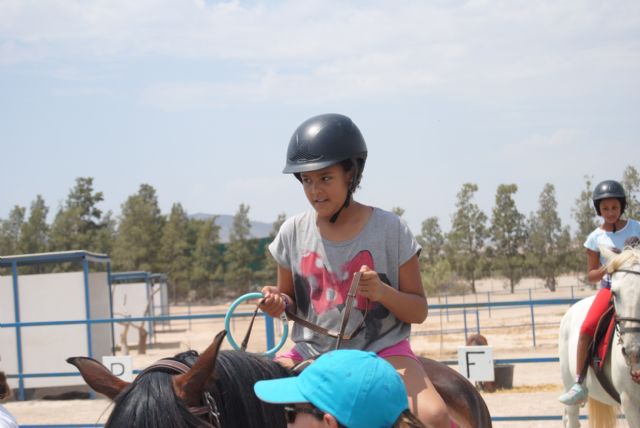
67, 330, 228, 427
602, 244, 640, 383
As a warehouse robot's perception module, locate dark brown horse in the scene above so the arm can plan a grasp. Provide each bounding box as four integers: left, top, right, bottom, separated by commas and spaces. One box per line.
69, 331, 492, 427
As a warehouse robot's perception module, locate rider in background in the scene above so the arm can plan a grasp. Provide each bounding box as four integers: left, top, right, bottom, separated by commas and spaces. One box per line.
558, 179, 640, 405
260, 114, 450, 427
254, 349, 425, 428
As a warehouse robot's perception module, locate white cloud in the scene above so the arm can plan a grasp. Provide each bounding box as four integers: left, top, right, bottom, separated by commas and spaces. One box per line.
2, 0, 639, 106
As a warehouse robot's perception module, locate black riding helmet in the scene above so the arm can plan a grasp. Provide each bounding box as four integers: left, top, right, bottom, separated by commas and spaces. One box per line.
284, 114, 368, 222
592, 179, 626, 216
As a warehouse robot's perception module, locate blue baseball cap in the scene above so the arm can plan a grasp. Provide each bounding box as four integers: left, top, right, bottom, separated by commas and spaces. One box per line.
254, 350, 408, 428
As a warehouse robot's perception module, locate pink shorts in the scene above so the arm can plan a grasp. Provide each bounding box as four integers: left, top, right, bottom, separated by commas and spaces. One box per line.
275, 338, 419, 363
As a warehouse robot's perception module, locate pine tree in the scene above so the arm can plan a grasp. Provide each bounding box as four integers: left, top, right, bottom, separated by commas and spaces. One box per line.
417, 217, 444, 268
527, 184, 571, 291
0, 206, 26, 256
223, 204, 257, 293
417, 216, 461, 293
49, 177, 111, 253
571, 175, 598, 278
490, 184, 527, 293
19, 195, 49, 255
191, 217, 223, 301
445, 183, 488, 293
255, 213, 286, 285
159, 203, 191, 300
112, 184, 165, 272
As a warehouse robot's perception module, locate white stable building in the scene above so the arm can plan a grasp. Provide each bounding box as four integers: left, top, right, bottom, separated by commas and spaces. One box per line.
0, 251, 113, 400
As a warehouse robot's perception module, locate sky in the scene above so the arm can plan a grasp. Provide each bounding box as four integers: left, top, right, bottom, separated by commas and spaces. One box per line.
1, 0, 639, 236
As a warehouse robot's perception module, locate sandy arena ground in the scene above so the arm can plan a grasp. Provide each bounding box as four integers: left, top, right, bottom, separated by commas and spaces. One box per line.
3, 276, 631, 427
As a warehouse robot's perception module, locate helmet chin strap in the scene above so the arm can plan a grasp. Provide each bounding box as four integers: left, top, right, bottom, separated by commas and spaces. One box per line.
329, 162, 359, 224
329, 191, 351, 223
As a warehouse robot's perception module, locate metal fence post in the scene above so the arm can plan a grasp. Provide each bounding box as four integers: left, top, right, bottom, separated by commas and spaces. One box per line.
463, 308, 468, 343
529, 289, 537, 348
445, 295, 449, 322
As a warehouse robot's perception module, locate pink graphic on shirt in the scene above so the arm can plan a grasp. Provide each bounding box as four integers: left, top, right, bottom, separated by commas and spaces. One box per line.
299, 250, 372, 314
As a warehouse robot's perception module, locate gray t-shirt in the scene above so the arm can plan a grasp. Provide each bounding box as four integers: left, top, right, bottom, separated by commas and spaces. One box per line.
269, 207, 421, 359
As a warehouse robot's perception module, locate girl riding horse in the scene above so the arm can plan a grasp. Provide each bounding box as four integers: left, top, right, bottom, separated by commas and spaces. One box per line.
558, 179, 640, 406
259, 113, 450, 427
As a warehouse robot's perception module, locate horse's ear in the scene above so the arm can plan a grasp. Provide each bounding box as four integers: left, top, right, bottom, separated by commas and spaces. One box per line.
174, 330, 227, 407
599, 244, 619, 264
67, 357, 130, 400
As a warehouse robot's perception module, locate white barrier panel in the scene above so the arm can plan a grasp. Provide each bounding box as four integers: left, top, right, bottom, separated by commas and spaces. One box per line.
102, 356, 133, 382
1, 271, 112, 389
457, 345, 494, 381
152, 281, 169, 326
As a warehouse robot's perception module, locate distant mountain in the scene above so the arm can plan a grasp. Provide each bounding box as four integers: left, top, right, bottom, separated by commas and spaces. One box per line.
190, 213, 273, 243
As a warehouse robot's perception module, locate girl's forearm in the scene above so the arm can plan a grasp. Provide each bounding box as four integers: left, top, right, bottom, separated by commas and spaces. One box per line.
378, 284, 428, 324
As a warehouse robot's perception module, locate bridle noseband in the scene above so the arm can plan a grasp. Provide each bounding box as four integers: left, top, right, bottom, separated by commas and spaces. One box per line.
138, 358, 222, 428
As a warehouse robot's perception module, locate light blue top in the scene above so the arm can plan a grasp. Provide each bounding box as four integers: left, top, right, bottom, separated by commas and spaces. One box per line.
584, 218, 640, 265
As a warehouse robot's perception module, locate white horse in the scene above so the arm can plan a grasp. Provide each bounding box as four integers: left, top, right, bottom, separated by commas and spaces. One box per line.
559, 246, 640, 428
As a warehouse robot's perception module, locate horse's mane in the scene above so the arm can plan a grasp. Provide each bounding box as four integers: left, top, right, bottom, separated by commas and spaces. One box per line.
106, 350, 291, 428
607, 247, 640, 273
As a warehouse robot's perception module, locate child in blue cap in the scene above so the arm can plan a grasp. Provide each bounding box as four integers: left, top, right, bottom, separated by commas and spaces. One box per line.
254, 350, 425, 428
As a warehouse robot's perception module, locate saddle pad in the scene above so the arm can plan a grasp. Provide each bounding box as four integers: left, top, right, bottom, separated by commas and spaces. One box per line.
594, 305, 616, 370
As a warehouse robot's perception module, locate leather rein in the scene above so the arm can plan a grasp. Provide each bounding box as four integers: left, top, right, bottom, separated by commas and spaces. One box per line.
136, 273, 368, 428
241, 272, 368, 353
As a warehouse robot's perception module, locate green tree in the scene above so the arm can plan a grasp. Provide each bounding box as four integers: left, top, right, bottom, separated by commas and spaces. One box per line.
622, 165, 640, 219
159, 203, 191, 300
0, 206, 26, 256
191, 217, 223, 301
416, 216, 445, 275
223, 204, 257, 293
420, 259, 459, 296
445, 183, 488, 293
571, 175, 598, 278
490, 184, 527, 293
112, 184, 165, 272
527, 184, 571, 291
49, 177, 111, 253
19, 195, 49, 255
255, 213, 287, 285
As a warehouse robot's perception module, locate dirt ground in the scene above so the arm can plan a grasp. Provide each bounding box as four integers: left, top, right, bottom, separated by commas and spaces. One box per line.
3, 276, 630, 427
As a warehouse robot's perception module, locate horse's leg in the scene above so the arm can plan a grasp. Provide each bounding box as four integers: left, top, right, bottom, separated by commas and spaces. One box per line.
419, 357, 492, 428
563, 404, 581, 428
621, 393, 640, 428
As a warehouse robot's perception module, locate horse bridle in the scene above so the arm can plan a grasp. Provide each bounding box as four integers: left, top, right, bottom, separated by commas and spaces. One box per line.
611, 268, 640, 336
137, 358, 222, 428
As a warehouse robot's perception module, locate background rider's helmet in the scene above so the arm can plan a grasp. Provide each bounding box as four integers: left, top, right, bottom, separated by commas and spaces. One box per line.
283, 113, 368, 189
592, 179, 626, 216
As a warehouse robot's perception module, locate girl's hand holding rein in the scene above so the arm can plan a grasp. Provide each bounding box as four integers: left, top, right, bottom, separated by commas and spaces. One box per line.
357, 265, 389, 302
259, 286, 288, 317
